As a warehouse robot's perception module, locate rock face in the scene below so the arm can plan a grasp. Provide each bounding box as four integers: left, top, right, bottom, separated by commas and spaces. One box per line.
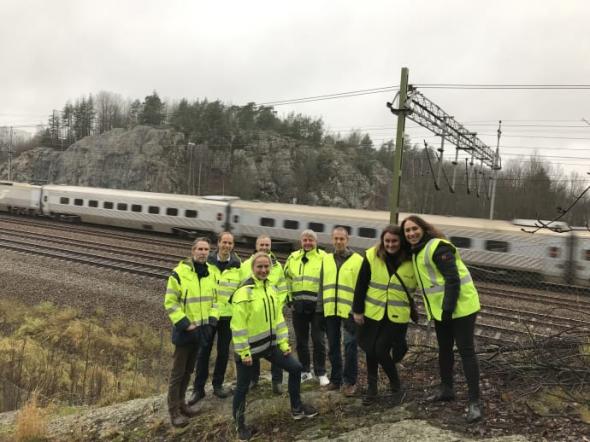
0, 126, 391, 209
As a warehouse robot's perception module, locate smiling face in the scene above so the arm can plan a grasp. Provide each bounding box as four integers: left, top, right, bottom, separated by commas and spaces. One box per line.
218, 233, 234, 258
256, 236, 271, 254
192, 240, 210, 263
301, 235, 316, 252
403, 220, 424, 246
252, 255, 271, 280
383, 232, 401, 254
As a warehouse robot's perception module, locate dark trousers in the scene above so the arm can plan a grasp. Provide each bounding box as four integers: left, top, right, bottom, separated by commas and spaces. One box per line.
434, 312, 480, 402
358, 317, 408, 391
194, 318, 232, 391
251, 358, 284, 384
233, 347, 303, 427
325, 316, 358, 386
167, 329, 207, 412
292, 311, 326, 375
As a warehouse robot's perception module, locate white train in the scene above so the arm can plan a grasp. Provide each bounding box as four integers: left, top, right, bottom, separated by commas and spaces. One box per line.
2, 181, 589, 287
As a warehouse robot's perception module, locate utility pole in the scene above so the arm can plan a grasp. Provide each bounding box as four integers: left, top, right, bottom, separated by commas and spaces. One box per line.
8, 126, 13, 181
489, 121, 502, 219
387, 67, 410, 224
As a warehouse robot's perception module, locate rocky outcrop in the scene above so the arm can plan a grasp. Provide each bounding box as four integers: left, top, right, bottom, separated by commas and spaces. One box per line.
0, 126, 391, 209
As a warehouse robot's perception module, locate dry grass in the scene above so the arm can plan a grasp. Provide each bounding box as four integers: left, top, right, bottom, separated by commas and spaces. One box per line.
14, 392, 47, 442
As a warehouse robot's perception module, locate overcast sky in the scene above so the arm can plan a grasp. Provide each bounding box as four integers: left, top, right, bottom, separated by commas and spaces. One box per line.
1, 0, 589, 178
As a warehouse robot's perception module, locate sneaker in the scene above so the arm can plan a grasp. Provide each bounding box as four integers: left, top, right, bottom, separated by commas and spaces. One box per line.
466, 402, 483, 423
318, 375, 330, 387
362, 384, 378, 406
300, 372, 314, 383
427, 384, 455, 402
237, 425, 252, 441
292, 403, 319, 420
342, 384, 357, 397
389, 389, 406, 407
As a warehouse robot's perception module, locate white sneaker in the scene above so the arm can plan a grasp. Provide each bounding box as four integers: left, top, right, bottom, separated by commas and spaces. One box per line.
318, 375, 330, 387
301, 372, 314, 383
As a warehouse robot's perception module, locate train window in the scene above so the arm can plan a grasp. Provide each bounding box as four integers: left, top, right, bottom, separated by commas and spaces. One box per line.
166, 208, 178, 216
335, 225, 352, 234
233, 215, 239, 223
260, 217, 275, 227
148, 206, 160, 214
117, 203, 128, 211
185, 209, 198, 218
283, 219, 299, 230
548, 246, 561, 258
60, 197, 69, 204
485, 240, 509, 253
103, 201, 114, 209
584, 250, 590, 261
74, 198, 83, 206
308, 222, 325, 233
451, 236, 472, 249
88, 200, 98, 208
358, 227, 377, 238
131, 204, 142, 213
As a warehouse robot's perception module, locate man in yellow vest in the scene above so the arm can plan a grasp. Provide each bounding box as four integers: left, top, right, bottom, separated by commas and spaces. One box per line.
189, 231, 241, 404
318, 227, 363, 396
284, 230, 328, 386
164, 237, 219, 427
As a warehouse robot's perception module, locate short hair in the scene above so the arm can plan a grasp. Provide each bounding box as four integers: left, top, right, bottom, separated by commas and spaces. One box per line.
251, 251, 271, 269
192, 237, 210, 248
332, 226, 349, 237
218, 231, 234, 242
256, 234, 271, 242
300, 229, 317, 241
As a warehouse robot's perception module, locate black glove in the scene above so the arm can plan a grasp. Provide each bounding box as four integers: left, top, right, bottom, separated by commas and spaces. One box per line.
410, 305, 419, 324
441, 311, 453, 323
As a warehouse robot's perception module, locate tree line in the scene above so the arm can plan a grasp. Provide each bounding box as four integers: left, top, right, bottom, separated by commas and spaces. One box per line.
7, 91, 589, 225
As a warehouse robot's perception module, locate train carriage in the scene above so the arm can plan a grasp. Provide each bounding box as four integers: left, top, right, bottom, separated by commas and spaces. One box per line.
0, 181, 42, 214
40, 185, 228, 236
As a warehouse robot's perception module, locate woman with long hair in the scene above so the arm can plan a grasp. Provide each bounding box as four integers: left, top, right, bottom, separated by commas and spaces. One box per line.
400, 215, 482, 423
352, 225, 418, 406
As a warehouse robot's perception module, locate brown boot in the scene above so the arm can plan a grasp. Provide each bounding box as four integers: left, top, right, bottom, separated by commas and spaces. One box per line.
180, 402, 199, 418
169, 408, 189, 427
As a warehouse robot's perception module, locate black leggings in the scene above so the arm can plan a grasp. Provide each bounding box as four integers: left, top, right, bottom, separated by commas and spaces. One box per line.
434, 312, 480, 402
358, 316, 408, 390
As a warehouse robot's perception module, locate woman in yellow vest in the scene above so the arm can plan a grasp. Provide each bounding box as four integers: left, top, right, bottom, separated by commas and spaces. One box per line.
401, 215, 482, 423
352, 225, 418, 406
231, 252, 318, 440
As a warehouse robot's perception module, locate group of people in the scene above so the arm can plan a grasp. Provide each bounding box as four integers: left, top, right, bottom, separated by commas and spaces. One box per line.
164, 215, 483, 440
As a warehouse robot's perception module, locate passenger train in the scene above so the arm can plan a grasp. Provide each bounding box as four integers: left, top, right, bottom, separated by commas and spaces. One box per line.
1, 181, 589, 287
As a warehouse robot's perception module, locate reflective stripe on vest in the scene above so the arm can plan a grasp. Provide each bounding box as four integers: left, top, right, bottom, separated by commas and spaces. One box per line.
413, 238, 480, 321
322, 252, 363, 318
365, 247, 415, 323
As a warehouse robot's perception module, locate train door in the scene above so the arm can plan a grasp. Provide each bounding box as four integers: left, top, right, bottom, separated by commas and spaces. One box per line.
572, 232, 590, 286
541, 233, 570, 283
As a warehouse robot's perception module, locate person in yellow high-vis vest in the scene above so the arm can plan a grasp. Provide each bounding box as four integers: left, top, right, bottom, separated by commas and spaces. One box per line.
164, 237, 219, 427
231, 253, 318, 441
318, 226, 363, 396
353, 225, 418, 406
401, 215, 482, 423
242, 234, 289, 394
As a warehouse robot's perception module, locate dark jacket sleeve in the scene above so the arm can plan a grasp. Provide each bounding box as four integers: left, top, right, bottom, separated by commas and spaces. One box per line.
432, 243, 460, 314
352, 257, 371, 314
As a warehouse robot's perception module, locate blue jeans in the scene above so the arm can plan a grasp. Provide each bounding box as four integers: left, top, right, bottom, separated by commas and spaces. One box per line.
233, 346, 302, 427
326, 316, 358, 386
251, 358, 284, 384
194, 318, 232, 391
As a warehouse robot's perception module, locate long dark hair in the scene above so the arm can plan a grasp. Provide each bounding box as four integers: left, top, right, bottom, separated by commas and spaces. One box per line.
375, 224, 409, 261
400, 215, 446, 250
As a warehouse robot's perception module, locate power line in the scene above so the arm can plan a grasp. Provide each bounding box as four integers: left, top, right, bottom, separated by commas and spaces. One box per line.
413, 84, 590, 90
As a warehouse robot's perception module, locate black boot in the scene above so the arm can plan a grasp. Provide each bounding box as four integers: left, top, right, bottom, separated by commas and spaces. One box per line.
389, 383, 406, 407
427, 384, 455, 402
213, 386, 232, 398
237, 425, 252, 441
362, 383, 378, 406
169, 407, 189, 428
187, 389, 205, 406
466, 401, 483, 423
